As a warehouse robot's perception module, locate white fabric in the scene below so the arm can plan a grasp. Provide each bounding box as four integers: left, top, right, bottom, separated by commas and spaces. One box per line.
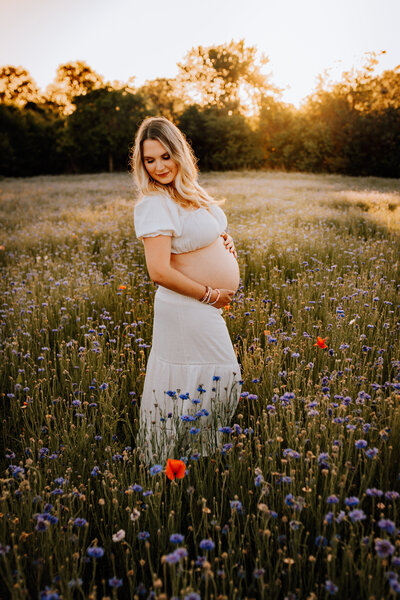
136, 286, 242, 464
134, 193, 228, 254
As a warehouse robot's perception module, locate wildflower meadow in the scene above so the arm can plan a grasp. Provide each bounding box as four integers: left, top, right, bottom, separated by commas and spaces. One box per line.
0, 170, 399, 600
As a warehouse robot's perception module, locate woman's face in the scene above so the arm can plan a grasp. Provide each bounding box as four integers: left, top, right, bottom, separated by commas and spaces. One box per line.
142, 139, 178, 185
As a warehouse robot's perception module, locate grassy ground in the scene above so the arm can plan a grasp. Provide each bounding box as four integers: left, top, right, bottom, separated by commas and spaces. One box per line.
0, 171, 399, 600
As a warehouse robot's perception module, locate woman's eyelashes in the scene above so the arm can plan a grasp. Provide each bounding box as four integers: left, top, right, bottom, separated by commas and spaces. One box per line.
146, 155, 170, 164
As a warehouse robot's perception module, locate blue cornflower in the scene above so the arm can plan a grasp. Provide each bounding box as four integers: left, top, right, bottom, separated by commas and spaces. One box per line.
366, 488, 383, 497
345, 496, 359, 506
138, 531, 150, 540
365, 447, 379, 458
324, 512, 334, 524
378, 519, 396, 535
212, 376, 221, 381
149, 464, 163, 476
348, 509, 366, 522
87, 546, 105, 558
199, 539, 215, 551
218, 427, 232, 434
254, 474, 264, 487
325, 580, 339, 595
164, 552, 180, 564
230, 500, 243, 513
253, 568, 265, 579
190, 428, 200, 435
73, 518, 87, 527
99, 383, 108, 391
355, 439, 367, 449
169, 533, 185, 544
108, 577, 123, 588
39, 587, 60, 600
315, 535, 328, 547
375, 538, 395, 558
131, 484, 143, 492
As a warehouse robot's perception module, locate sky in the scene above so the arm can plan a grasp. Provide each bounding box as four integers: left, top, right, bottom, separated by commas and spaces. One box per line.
0, 0, 399, 107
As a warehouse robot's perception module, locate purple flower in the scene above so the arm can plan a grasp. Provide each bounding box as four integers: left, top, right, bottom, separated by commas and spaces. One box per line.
169, 533, 184, 544
138, 531, 150, 540
315, 535, 328, 547
385, 491, 400, 500
344, 496, 359, 507
366, 488, 383, 497
326, 495, 339, 504
87, 546, 104, 558
73, 518, 87, 527
199, 539, 215, 551
335, 511, 346, 523
324, 512, 334, 524
365, 447, 379, 458
325, 580, 339, 595
0, 544, 11, 555
175, 547, 188, 559
348, 509, 366, 523
355, 439, 367, 449
230, 500, 243, 513
108, 577, 123, 588
39, 587, 60, 600
378, 519, 396, 535
149, 464, 163, 476
164, 552, 180, 564
375, 538, 395, 558
253, 568, 265, 579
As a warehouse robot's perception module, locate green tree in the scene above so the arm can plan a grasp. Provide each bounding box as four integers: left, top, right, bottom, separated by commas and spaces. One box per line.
178, 105, 263, 170
66, 87, 150, 173
138, 78, 186, 121
0, 102, 64, 176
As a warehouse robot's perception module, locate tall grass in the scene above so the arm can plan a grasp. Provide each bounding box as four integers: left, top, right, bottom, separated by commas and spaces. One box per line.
0, 171, 399, 599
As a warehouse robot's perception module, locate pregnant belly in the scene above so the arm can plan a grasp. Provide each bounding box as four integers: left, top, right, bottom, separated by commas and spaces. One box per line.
171, 236, 240, 291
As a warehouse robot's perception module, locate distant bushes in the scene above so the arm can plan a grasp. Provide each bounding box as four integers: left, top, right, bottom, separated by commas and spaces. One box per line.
1, 76, 400, 178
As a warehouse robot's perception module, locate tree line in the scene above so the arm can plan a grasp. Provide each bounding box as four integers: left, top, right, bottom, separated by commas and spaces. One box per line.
1, 41, 399, 178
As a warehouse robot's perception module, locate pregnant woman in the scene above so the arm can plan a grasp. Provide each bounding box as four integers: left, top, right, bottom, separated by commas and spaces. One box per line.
130, 116, 242, 463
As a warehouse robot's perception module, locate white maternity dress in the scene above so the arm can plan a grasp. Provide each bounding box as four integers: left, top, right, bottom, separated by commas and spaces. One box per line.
134, 193, 242, 463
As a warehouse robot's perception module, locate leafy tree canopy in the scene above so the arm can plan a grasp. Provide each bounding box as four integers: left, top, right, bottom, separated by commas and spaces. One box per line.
44, 60, 104, 115
177, 39, 279, 115
0, 66, 42, 107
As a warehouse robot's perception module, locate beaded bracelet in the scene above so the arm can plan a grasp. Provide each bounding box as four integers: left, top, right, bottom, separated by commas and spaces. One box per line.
208, 289, 221, 306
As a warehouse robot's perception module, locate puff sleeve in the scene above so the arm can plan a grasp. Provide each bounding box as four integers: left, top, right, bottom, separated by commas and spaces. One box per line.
134, 193, 182, 241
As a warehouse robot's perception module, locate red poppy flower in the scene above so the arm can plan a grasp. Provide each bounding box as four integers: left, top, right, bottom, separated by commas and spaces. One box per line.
118, 285, 126, 290
314, 337, 327, 349
165, 459, 186, 480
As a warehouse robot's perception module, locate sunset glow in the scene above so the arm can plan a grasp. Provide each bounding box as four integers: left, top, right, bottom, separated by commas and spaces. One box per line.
0, 0, 399, 105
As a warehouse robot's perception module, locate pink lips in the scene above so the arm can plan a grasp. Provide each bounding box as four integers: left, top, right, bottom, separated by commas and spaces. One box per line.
157, 172, 170, 177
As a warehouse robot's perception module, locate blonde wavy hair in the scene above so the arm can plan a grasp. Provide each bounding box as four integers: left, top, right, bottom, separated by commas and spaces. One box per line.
129, 116, 223, 209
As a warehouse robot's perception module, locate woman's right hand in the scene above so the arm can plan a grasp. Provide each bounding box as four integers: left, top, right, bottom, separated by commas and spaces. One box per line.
210, 288, 236, 309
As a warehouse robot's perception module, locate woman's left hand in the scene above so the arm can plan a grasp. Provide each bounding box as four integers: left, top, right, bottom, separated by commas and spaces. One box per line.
221, 231, 237, 259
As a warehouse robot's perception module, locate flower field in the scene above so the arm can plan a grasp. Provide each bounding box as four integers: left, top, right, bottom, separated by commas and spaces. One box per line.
0, 170, 399, 600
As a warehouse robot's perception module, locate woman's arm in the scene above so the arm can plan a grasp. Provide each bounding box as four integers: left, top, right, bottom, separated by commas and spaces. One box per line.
142, 235, 235, 309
